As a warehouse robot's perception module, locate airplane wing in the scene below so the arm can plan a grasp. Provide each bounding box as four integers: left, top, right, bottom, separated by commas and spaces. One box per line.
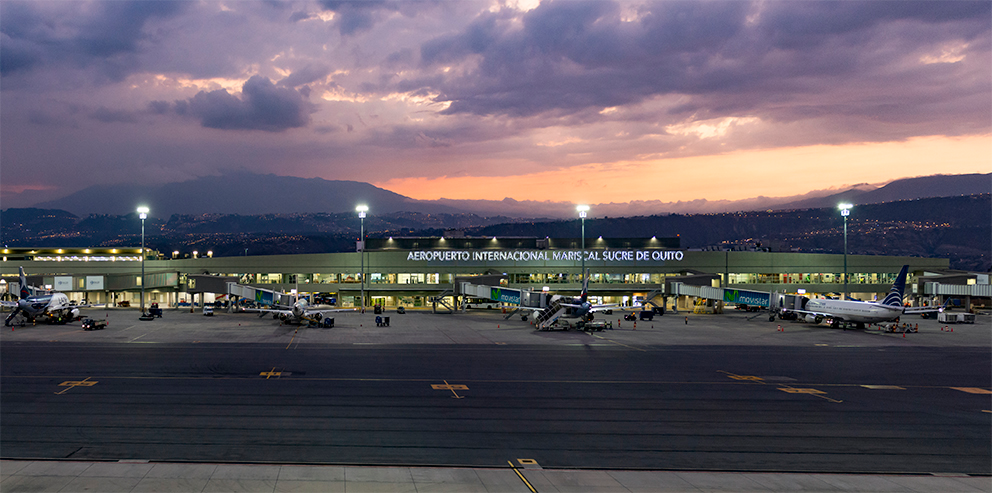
247, 307, 294, 317
73, 302, 106, 309
559, 303, 621, 311
509, 306, 544, 312
1, 301, 17, 308
903, 301, 947, 315
308, 308, 357, 317
784, 308, 841, 321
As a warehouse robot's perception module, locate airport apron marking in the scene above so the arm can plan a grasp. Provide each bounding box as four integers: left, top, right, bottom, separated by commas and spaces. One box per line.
720, 370, 842, 403
432, 380, 467, 398
951, 387, 992, 394
508, 460, 538, 493
55, 377, 97, 395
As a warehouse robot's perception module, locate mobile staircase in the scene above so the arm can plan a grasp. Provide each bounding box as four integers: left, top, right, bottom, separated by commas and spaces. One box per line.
535, 297, 567, 330
431, 288, 455, 314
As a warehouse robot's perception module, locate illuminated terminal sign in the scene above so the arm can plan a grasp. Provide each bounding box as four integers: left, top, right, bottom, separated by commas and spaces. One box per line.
406, 249, 684, 263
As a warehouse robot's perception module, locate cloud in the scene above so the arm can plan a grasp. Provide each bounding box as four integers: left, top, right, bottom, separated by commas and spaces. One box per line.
279, 64, 333, 88
410, 0, 991, 130
158, 75, 316, 132
318, 0, 439, 36
89, 106, 138, 123
0, 1, 186, 80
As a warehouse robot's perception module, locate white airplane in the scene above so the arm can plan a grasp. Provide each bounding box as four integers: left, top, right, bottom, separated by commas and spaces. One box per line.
3, 267, 101, 326
517, 270, 620, 323
775, 265, 944, 329
249, 295, 354, 325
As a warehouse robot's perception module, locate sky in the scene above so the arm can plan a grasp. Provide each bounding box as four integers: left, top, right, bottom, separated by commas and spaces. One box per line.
1, 0, 990, 211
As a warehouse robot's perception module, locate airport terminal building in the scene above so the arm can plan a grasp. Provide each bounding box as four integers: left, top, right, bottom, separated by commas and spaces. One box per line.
4, 236, 984, 312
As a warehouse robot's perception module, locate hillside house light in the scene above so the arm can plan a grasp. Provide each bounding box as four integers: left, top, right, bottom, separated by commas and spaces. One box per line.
356, 205, 368, 312
576, 205, 589, 283
838, 203, 853, 301
137, 206, 149, 316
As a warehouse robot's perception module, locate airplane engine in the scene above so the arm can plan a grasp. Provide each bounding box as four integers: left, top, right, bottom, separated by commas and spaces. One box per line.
70, 308, 80, 320
805, 314, 820, 324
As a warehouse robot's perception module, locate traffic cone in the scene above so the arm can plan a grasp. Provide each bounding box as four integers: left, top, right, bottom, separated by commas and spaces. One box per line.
902, 332, 906, 338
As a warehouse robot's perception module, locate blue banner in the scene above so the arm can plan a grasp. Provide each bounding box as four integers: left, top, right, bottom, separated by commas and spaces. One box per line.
723, 289, 769, 306
490, 287, 521, 304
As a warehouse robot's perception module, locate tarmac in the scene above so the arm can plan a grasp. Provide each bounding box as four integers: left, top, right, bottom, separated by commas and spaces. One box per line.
2, 459, 990, 492
2, 306, 990, 492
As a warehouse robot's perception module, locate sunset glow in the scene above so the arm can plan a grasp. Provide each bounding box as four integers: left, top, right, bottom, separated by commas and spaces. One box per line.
1, 1, 989, 212
378, 135, 992, 203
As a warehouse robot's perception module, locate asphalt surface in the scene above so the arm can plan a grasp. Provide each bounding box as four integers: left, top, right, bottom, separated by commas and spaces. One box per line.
2, 307, 989, 479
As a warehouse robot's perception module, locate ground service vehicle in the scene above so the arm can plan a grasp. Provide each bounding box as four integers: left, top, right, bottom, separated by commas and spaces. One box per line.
82, 318, 107, 330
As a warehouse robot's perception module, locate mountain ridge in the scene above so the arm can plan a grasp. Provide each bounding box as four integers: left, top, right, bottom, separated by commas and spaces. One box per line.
29, 172, 991, 218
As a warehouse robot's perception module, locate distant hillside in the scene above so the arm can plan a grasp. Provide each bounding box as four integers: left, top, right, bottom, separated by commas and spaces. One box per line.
463, 194, 991, 272
0, 209, 532, 253
32, 173, 461, 217
4, 194, 988, 271
776, 173, 991, 210
27, 172, 992, 218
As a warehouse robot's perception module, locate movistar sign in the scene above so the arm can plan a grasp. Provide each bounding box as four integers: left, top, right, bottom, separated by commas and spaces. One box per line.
490, 288, 521, 304
723, 289, 769, 306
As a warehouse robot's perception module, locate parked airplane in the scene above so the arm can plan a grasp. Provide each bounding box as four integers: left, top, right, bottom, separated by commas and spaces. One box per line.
249, 295, 354, 325
518, 270, 620, 323
774, 265, 944, 329
3, 267, 101, 326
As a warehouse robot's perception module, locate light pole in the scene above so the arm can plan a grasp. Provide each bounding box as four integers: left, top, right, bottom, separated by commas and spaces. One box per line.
838, 203, 852, 301
356, 205, 368, 312
576, 205, 589, 285
137, 206, 149, 316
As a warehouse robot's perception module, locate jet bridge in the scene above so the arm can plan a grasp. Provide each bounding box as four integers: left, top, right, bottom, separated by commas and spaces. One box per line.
226, 283, 294, 311
457, 280, 548, 319
670, 282, 781, 314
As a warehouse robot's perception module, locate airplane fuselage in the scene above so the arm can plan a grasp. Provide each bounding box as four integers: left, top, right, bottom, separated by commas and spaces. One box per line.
11, 292, 79, 324
803, 299, 904, 324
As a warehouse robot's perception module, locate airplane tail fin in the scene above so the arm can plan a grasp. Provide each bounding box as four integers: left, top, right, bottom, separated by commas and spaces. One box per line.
879, 265, 908, 307
18, 267, 30, 299
579, 268, 589, 303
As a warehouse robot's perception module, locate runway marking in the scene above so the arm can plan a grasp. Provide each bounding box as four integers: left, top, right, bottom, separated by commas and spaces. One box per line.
778, 387, 826, 395
260, 367, 284, 379
718, 371, 766, 383
728, 375, 765, 382
432, 380, 467, 398
286, 328, 301, 350
778, 385, 843, 403
55, 377, 97, 395
951, 387, 992, 394
508, 460, 537, 493
861, 385, 906, 390
720, 371, 842, 403
590, 334, 647, 351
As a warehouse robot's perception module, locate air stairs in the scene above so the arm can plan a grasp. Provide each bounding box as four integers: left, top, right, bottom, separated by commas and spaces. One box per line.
431, 288, 455, 314
534, 297, 567, 329
5, 309, 26, 327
